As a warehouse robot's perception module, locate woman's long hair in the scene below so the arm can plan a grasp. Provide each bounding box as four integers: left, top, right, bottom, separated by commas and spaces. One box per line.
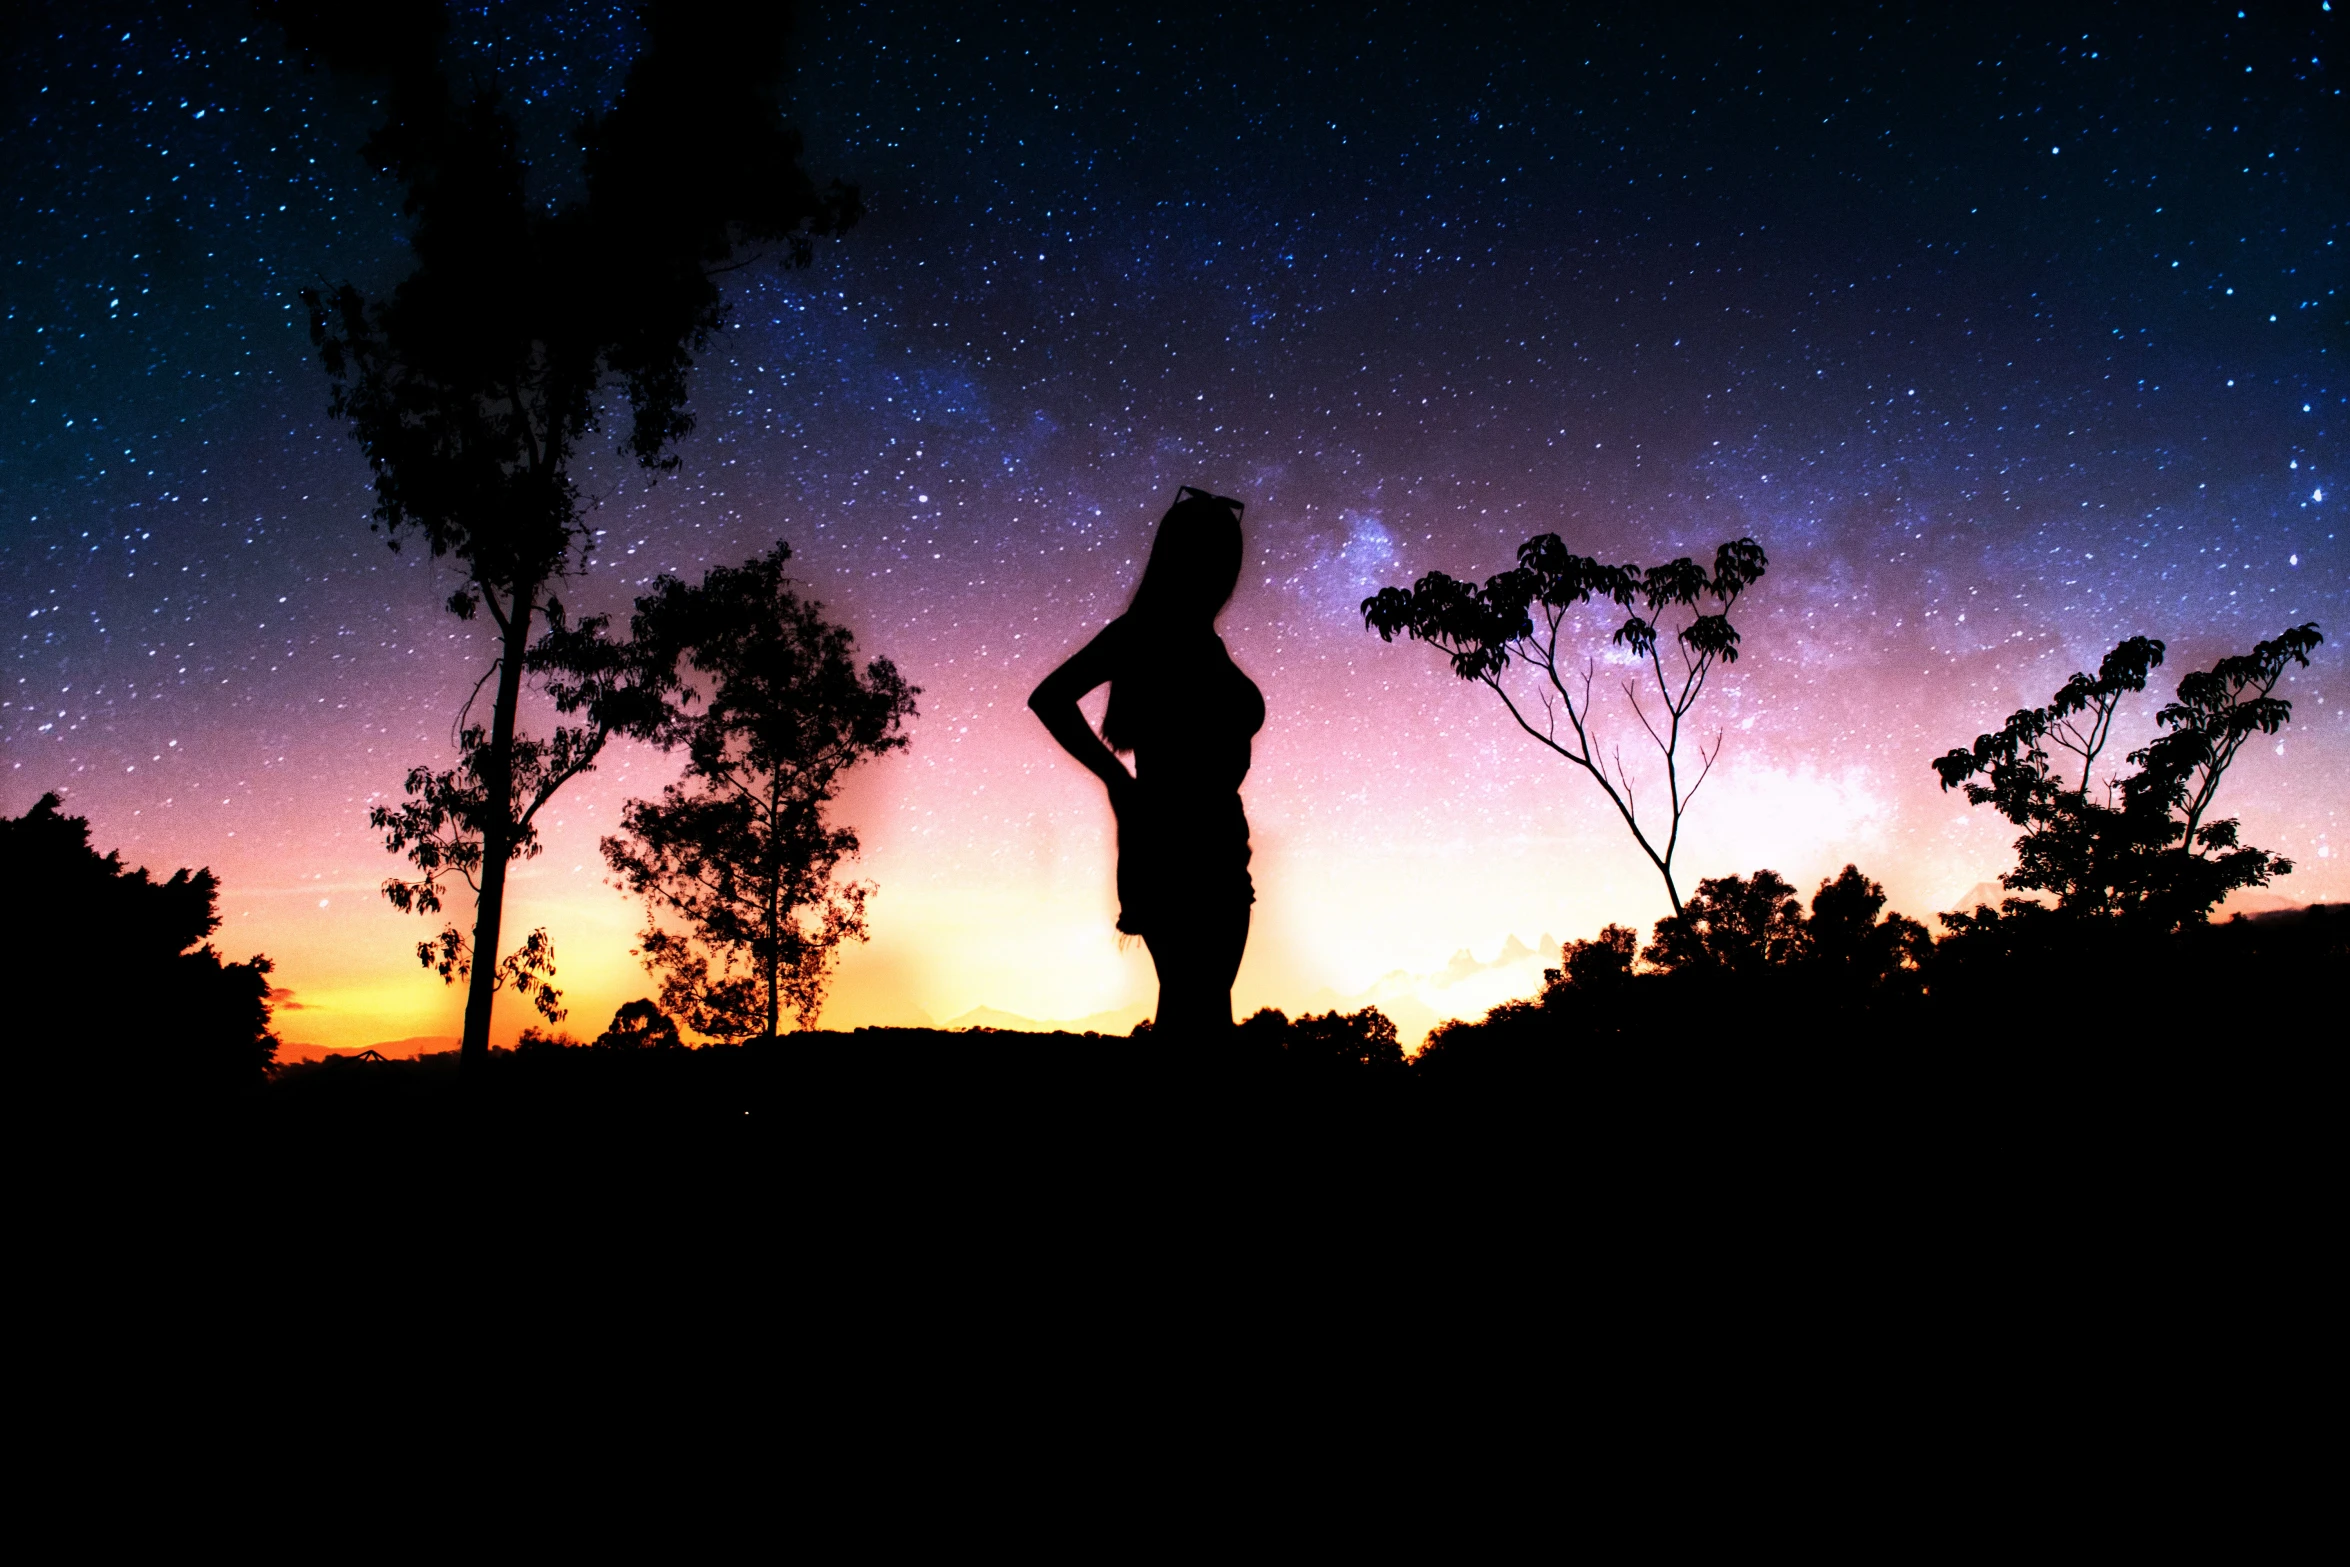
1101, 487, 1244, 753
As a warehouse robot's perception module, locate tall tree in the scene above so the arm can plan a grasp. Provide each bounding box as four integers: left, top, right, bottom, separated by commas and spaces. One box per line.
1363, 535, 1767, 916
280, 2, 858, 1063
369, 603, 665, 1031
603, 545, 917, 1041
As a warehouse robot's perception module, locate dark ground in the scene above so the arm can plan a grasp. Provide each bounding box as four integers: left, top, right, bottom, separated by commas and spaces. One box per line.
61, 908, 2336, 1325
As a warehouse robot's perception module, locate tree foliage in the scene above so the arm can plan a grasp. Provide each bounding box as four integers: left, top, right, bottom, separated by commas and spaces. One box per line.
2132, 623, 2325, 847
1289, 1007, 1406, 1071
595, 999, 684, 1053
1545, 923, 1640, 995
603, 544, 917, 1041
277, 0, 858, 1063
1364, 535, 1766, 914
1803, 865, 1934, 984
1933, 624, 2322, 932
1632, 865, 1929, 982
1235, 1007, 1406, 1070
4, 793, 277, 1092
1642, 868, 1809, 974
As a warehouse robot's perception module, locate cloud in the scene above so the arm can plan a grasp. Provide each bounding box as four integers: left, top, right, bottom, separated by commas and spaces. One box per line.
1297, 931, 1560, 1050
1687, 761, 1895, 877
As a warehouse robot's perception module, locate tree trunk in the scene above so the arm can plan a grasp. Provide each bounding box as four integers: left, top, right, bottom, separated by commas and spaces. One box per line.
1650, 854, 1685, 922
763, 780, 782, 1040
763, 934, 780, 1041
460, 583, 537, 1067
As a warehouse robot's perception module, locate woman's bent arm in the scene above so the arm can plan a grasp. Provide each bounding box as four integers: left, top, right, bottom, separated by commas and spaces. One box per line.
1029, 622, 1135, 808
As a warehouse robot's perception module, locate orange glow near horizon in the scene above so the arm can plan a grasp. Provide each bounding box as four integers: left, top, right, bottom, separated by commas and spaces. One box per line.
32, 533, 2339, 1059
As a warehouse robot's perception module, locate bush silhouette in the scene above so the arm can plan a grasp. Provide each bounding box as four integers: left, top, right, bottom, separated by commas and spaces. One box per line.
5, 793, 276, 1094
595, 999, 684, 1053
1550, 923, 1638, 993
1287, 1008, 1405, 1072
1804, 866, 1931, 990
1636, 866, 1929, 986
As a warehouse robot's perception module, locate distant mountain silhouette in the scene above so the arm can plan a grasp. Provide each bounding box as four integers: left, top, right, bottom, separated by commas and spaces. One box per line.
944, 1004, 1149, 1035
1946, 881, 2053, 913
940, 932, 1559, 1050
2236, 900, 2344, 925
277, 1035, 458, 1065
835, 996, 936, 1030
2217, 889, 2303, 919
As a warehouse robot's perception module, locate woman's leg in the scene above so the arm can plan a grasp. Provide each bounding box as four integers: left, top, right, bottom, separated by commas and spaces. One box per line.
1144, 901, 1250, 1038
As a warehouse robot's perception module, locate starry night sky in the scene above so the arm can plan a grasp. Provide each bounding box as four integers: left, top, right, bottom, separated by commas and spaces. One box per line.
4, 2, 2343, 1048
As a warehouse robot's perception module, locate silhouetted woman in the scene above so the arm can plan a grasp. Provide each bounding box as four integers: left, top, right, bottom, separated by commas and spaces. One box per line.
1030, 487, 1264, 1037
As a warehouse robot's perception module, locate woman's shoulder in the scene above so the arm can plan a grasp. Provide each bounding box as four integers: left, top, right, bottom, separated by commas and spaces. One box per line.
1094, 614, 1235, 668
1084, 614, 1148, 665
1032, 617, 1134, 705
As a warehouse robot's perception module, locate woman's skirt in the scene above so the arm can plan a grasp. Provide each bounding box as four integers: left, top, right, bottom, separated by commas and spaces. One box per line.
1115, 788, 1254, 939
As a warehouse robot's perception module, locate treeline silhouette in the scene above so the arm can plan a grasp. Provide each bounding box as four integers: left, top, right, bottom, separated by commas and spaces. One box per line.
13, 609, 2339, 1117
1415, 869, 2345, 1080
210, 897, 2333, 1246
29, 810, 2331, 1152
20, 780, 2338, 1272
248, 862, 2339, 1102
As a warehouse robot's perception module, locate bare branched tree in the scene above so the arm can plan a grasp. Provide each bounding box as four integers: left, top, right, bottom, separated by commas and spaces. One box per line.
1364, 534, 1766, 917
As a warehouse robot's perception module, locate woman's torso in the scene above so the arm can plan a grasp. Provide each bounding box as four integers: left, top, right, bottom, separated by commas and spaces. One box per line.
1114, 621, 1265, 796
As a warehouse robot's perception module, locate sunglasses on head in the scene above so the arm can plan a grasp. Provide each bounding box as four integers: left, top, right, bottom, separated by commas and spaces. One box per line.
1177, 484, 1245, 520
